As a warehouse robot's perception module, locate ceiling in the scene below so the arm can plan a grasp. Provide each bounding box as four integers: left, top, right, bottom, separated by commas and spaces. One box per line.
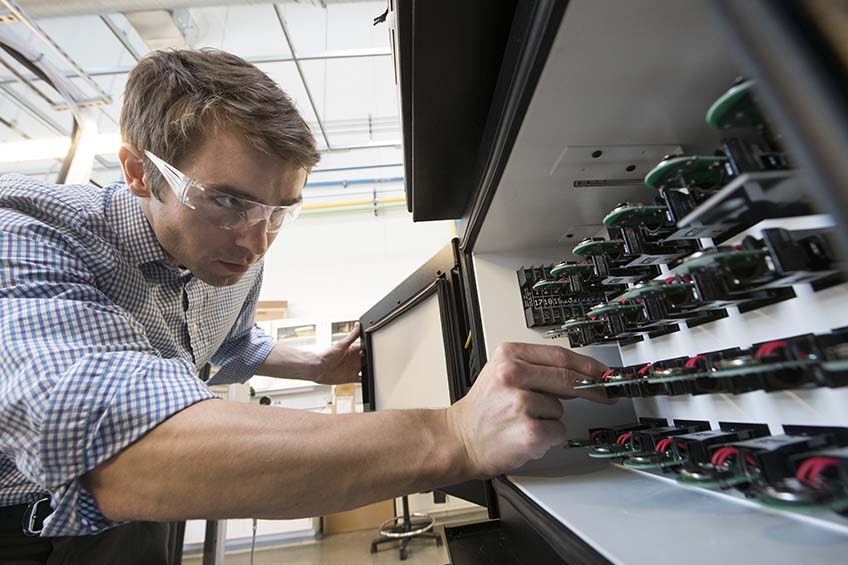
0, 0, 401, 186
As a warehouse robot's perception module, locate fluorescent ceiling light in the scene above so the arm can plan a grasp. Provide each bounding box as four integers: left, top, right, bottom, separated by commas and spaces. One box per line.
0, 133, 121, 163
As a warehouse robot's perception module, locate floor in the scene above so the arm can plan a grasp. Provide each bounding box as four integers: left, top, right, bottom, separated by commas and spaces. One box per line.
183, 511, 488, 565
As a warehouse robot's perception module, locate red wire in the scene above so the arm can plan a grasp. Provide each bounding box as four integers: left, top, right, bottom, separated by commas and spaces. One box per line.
795, 459, 816, 484
754, 340, 787, 358
664, 276, 677, 284
796, 457, 841, 487
590, 430, 603, 440
638, 364, 653, 376
655, 438, 674, 453
685, 355, 706, 368
601, 369, 615, 382
808, 459, 840, 485
711, 447, 738, 467
616, 433, 632, 445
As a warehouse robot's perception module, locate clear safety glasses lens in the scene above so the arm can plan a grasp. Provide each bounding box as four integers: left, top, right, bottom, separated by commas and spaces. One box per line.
144, 150, 302, 233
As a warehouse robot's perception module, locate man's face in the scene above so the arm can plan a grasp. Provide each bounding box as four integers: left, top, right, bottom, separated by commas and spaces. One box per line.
138, 131, 307, 286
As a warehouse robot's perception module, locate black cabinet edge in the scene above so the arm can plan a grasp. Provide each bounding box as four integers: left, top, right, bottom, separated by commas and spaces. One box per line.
493, 477, 611, 565
460, 0, 569, 252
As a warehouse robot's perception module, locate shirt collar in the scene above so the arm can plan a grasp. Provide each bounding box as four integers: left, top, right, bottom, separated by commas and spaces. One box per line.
106, 183, 173, 268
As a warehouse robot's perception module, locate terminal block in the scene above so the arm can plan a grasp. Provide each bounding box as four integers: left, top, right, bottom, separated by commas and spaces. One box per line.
517, 264, 619, 328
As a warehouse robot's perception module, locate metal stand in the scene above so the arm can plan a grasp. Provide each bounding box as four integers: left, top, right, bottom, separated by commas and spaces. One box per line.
370, 496, 443, 561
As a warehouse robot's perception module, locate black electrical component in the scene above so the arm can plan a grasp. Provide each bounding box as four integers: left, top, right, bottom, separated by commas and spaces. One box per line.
730, 433, 840, 487
588, 421, 665, 447
672, 246, 797, 313
558, 317, 610, 347
619, 423, 712, 470
571, 328, 848, 399
644, 154, 732, 240
572, 237, 660, 285
787, 446, 848, 502
630, 424, 711, 451
517, 264, 622, 329
645, 81, 812, 243
707, 79, 790, 175
612, 279, 728, 329
585, 300, 679, 341
602, 203, 701, 266
674, 428, 769, 468
585, 420, 667, 458
517, 264, 615, 328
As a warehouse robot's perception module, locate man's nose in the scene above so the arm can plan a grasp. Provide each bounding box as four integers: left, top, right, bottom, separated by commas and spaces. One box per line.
233, 221, 269, 257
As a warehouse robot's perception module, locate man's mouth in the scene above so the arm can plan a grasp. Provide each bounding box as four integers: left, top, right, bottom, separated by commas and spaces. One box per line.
218, 261, 252, 273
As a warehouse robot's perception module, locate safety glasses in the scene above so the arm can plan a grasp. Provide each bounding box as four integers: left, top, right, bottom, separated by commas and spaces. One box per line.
144, 150, 302, 233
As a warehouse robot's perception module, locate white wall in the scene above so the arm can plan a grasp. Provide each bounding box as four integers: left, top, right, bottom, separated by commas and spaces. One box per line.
259, 205, 455, 320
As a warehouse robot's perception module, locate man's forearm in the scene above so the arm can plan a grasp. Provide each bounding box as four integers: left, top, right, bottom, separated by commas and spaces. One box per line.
256, 342, 321, 381
83, 399, 469, 522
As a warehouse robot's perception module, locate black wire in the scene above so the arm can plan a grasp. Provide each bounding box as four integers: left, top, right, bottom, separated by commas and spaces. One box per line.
0, 43, 53, 86
0, 40, 81, 185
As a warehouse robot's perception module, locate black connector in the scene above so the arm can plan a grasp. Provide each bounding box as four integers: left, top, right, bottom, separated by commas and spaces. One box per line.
629, 423, 711, 453
675, 428, 769, 467
730, 434, 841, 486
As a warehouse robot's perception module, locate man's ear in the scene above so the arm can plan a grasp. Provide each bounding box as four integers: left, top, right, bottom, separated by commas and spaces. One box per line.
118, 143, 152, 198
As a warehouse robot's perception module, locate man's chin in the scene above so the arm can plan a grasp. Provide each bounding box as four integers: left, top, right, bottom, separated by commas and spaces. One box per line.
192, 268, 245, 287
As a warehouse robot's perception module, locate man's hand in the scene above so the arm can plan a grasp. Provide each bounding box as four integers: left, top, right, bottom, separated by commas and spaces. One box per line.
446, 342, 611, 479
314, 322, 362, 385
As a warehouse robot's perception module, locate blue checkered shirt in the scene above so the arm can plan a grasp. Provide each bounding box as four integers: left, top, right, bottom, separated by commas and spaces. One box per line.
0, 174, 277, 536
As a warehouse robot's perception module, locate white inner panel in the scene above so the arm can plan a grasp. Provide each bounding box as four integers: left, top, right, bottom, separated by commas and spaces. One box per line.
371, 291, 452, 410
507, 452, 848, 565
474, 0, 739, 254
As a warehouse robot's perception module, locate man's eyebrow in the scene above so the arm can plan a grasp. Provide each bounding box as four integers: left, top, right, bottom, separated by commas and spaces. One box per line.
205, 183, 302, 207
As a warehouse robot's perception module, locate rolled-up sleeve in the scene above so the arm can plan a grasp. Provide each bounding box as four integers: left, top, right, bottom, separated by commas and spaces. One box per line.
208, 263, 276, 385
0, 225, 216, 536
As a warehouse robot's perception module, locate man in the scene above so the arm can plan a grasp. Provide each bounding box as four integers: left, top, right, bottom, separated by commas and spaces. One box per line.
0, 49, 609, 563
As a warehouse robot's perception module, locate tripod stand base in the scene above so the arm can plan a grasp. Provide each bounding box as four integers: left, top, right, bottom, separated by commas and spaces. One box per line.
370, 514, 443, 561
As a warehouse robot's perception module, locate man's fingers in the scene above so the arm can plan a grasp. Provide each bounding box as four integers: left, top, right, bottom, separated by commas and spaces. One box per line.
499, 342, 607, 378
505, 360, 615, 405
335, 322, 361, 349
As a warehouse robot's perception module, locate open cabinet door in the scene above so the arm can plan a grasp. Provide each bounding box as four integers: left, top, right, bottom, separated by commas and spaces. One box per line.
359, 239, 496, 513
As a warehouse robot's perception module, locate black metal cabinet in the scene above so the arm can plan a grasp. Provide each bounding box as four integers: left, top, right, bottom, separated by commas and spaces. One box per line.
391, 1, 848, 563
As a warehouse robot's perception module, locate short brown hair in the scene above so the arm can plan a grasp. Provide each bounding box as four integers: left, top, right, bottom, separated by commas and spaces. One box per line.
120, 49, 320, 197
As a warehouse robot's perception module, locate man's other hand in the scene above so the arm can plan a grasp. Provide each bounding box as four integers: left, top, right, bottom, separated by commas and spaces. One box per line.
315, 322, 362, 385
446, 342, 612, 479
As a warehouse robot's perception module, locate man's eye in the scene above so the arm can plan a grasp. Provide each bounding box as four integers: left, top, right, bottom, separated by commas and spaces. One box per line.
214, 195, 244, 209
